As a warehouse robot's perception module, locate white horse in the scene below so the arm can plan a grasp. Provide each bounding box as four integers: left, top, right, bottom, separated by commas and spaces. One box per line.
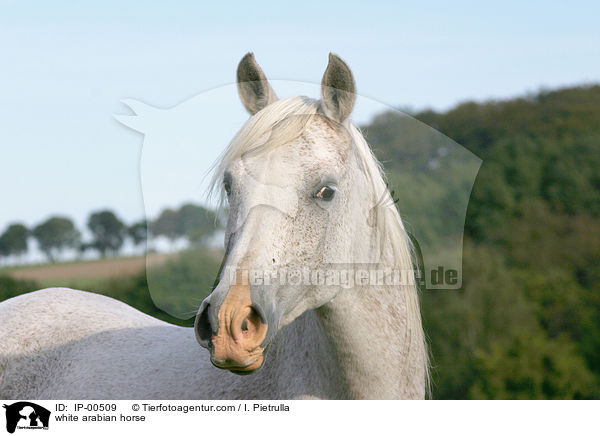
0, 53, 428, 399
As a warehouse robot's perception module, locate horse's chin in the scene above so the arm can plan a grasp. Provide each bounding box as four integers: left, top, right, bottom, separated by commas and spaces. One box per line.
210, 354, 265, 375
229, 368, 258, 376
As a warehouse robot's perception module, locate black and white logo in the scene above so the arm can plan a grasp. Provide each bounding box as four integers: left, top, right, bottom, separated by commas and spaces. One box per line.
3, 402, 50, 434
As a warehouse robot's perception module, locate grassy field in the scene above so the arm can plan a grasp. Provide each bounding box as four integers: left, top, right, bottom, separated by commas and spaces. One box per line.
0, 253, 171, 290
0, 249, 224, 327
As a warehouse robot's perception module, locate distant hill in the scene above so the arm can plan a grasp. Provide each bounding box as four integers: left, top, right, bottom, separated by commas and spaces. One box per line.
415, 85, 600, 156
365, 84, 600, 240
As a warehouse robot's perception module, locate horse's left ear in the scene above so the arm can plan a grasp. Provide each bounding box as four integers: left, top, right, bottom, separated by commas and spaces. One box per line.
237, 52, 278, 115
321, 53, 356, 123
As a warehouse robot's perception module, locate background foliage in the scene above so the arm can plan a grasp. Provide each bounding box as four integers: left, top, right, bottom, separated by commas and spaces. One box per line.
406, 85, 600, 399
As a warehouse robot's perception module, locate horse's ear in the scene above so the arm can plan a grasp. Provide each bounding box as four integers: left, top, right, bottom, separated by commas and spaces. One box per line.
237, 52, 278, 115
320, 53, 356, 123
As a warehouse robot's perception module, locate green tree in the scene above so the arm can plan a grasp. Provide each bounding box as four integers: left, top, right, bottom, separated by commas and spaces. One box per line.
151, 208, 179, 245
470, 331, 596, 399
87, 210, 126, 258
176, 203, 219, 246
128, 219, 149, 249
32, 217, 80, 262
152, 204, 220, 248
0, 239, 9, 264
0, 223, 29, 261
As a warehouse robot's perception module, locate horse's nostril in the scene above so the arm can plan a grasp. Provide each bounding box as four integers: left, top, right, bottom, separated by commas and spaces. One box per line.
195, 303, 213, 348
237, 305, 266, 340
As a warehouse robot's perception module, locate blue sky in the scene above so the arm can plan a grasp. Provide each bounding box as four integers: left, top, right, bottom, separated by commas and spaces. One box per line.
1, 0, 599, 233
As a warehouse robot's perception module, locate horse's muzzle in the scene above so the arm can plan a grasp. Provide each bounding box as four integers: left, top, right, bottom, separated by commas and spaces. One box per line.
195, 294, 268, 374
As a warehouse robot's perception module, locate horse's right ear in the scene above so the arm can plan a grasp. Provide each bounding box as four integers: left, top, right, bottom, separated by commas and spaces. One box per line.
237, 53, 278, 115
320, 53, 356, 123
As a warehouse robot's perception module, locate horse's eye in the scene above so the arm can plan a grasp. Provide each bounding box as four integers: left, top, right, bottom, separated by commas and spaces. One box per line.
223, 174, 232, 196
314, 185, 336, 201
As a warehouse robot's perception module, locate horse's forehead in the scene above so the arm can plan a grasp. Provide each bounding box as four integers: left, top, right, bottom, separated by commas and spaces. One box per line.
306, 115, 352, 147
233, 149, 304, 189
231, 120, 350, 183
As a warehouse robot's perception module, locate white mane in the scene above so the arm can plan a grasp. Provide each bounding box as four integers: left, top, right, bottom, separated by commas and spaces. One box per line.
348, 120, 430, 395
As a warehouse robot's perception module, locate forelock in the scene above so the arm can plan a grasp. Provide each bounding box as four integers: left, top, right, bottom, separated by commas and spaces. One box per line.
208, 96, 321, 204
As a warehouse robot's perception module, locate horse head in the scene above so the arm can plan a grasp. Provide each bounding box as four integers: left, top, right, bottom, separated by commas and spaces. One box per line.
194, 53, 377, 373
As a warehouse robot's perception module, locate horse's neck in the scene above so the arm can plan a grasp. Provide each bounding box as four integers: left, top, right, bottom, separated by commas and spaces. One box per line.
266, 212, 427, 397
310, 283, 425, 399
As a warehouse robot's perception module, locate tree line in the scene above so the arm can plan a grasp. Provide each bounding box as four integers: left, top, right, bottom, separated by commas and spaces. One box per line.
403, 85, 600, 398
0, 203, 220, 263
